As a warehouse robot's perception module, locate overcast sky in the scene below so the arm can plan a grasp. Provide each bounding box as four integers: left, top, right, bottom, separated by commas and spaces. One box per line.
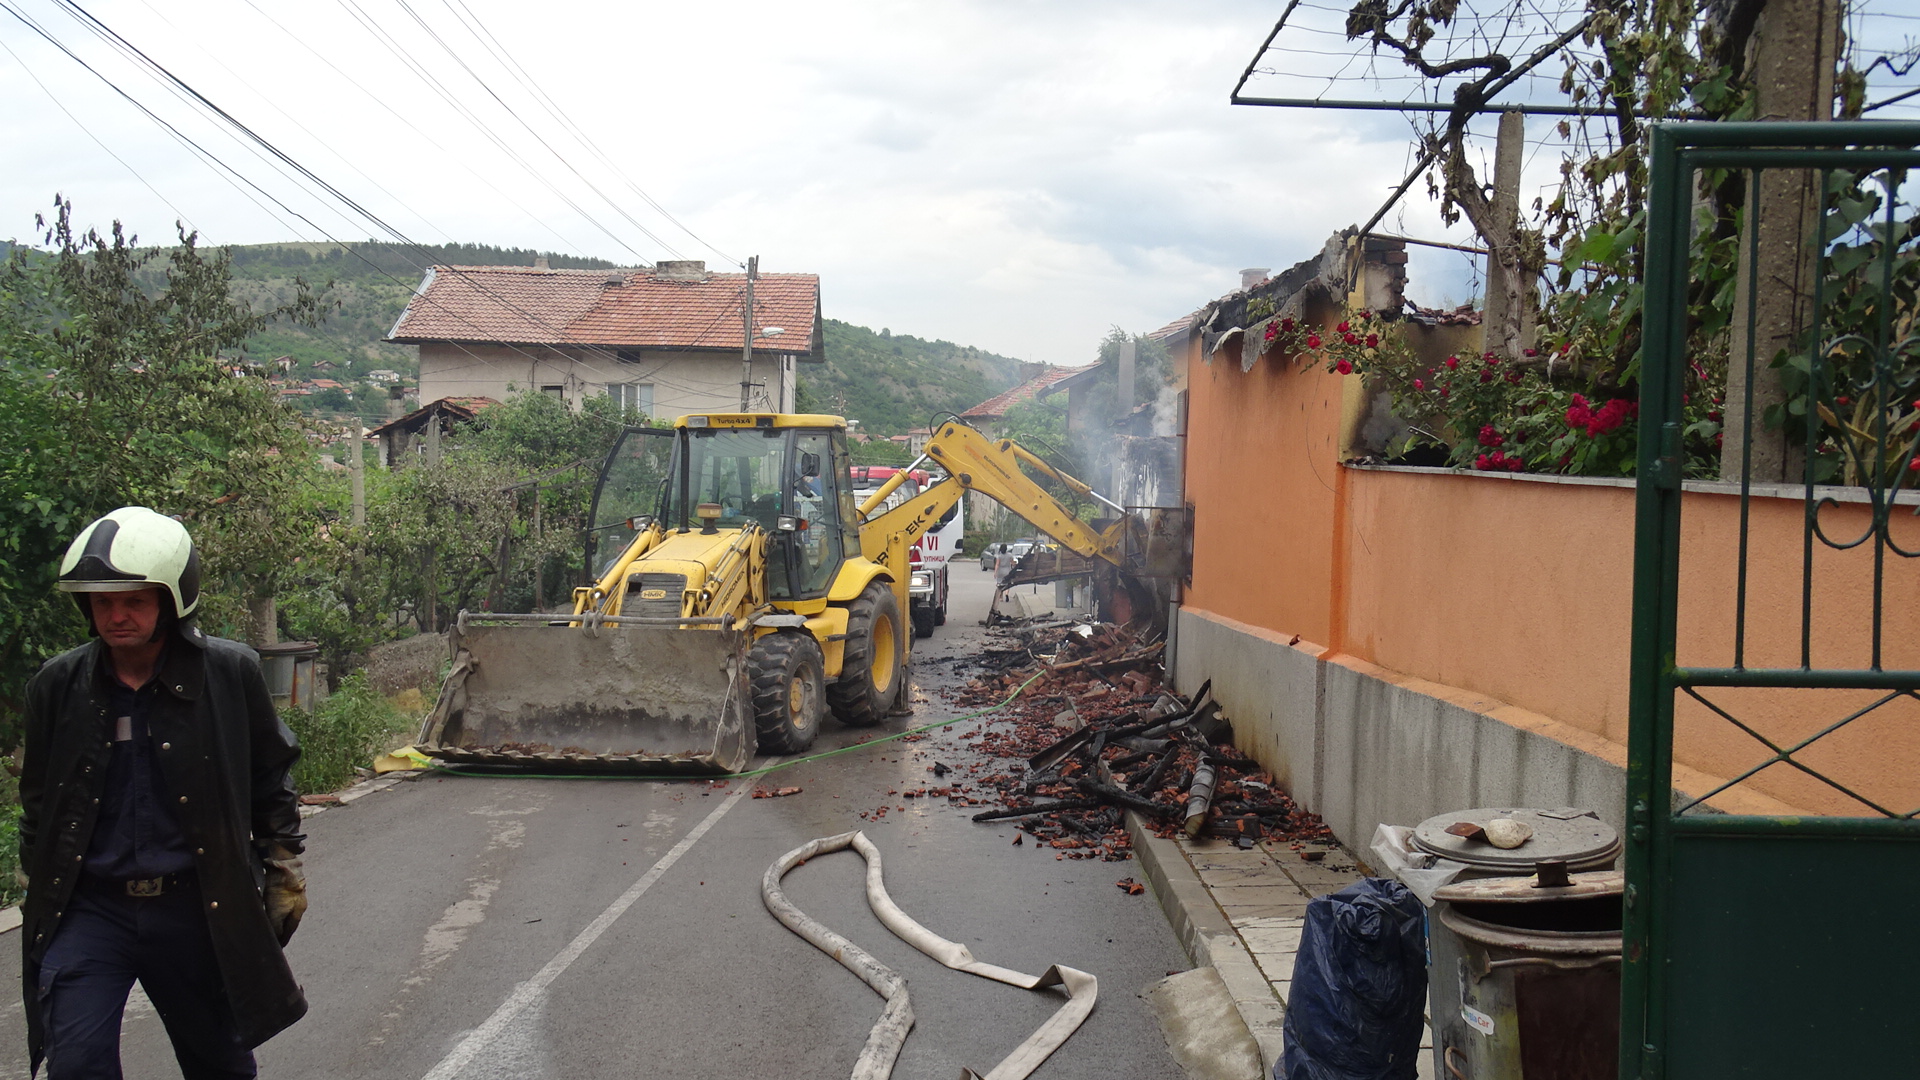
2, 1, 1912, 367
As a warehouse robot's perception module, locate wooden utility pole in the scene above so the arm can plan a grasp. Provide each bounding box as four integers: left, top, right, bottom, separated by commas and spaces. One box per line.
1720, 0, 1844, 483
739, 255, 759, 410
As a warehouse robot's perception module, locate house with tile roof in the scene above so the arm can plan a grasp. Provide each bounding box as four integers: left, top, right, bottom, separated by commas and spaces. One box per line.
366, 396, 502, 468
957, 364, 1091, 426
387, 259, 822, 418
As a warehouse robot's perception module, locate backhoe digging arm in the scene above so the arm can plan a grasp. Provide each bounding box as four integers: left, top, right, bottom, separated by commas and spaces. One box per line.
856, 420, 1133, 569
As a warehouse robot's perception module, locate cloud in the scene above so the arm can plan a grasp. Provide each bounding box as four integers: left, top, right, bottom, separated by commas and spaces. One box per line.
0, 0, 1493, 364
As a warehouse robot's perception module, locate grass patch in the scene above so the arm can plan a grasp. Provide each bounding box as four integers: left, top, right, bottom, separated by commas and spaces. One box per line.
281, 674, 414, 794
0, 777, 19, 908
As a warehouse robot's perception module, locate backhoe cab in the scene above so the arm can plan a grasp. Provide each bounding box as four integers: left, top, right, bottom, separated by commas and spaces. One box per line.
419, 413, 1149, 775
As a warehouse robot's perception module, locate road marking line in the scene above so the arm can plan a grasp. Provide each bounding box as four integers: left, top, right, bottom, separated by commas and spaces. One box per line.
418, 780, 762, 1080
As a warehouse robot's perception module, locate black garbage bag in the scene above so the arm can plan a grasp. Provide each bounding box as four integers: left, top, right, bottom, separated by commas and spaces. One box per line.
1277, 877, 1427, 1080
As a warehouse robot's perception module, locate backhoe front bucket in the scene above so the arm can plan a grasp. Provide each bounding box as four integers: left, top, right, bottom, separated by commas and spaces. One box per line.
418, 621, 754, 774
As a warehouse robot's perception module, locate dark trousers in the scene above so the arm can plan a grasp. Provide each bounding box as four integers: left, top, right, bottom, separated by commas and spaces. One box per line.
36, 878, 255, 1080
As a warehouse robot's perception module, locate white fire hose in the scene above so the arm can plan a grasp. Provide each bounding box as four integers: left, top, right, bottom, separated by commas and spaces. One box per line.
761, 831, 1098, 1080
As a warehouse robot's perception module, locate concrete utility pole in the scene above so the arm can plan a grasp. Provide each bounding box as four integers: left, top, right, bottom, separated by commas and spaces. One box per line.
1481, 110, 1536, 360
739, 255, 759, 410
1115, 337, 1138, 504
348, 421, 366, 529
1720, 0, 1843, 483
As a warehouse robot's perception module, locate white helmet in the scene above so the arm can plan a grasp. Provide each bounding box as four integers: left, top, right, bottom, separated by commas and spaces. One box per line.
57, 507, 201, 619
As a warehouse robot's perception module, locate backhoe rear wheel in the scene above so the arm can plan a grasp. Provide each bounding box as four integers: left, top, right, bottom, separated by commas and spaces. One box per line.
827, 580, 903, 728
750, 632, 826, 754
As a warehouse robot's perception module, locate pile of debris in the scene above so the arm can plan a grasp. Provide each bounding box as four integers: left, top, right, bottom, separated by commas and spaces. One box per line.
944, 620, 1334, 860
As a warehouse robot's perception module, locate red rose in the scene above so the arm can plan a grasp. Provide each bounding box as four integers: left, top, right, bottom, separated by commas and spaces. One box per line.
1335, 359, 1354, 375
1445, 356, 1460, 370
1281, 318, 1295, 331
1337, 321, 1351, 333
1506, 457, 1525, 473
1837, 396, 1852, 407
1413, 378, 1425, 390
1366, 334, 1379, 348
1480, 369, 1495, 383
1307, 334, 1322, 349
1343, 332, 1359, 345
1474, 454, 1491, 470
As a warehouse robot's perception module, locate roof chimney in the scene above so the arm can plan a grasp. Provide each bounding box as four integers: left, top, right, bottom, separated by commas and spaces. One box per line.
1240, 267, 1269, 290
655, 260, 707, 281
533, 256, 550, 270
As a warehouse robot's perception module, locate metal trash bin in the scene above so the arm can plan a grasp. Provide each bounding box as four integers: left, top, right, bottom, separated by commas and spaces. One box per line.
257, 640, 322, 712
1427, 866, 1622, 1080
1410, 807, 1621, 881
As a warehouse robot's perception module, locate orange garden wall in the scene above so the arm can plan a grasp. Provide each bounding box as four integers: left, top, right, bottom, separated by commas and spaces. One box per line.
1179, 331, 1920, 826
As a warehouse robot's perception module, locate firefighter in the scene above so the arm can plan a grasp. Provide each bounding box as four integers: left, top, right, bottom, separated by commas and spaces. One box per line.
18, 507, 308, 1079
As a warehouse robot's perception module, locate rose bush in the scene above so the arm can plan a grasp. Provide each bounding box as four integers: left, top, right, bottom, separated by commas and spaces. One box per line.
1264, 309, 1725, 477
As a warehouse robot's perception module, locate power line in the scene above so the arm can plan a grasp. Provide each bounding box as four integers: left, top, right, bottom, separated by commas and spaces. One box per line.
10, 0, 764, 414
231, 0, 601, 259
434, 0, 740, 267
385, 0, 687, 261
8, 0, 621, 393
0, 32, 192, 227
329, 0, 655, 266
40, 0, 667, 361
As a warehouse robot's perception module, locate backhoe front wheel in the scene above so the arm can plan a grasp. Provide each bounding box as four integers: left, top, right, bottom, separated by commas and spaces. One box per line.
750, 632, 826, 753
827, 580, 903, 728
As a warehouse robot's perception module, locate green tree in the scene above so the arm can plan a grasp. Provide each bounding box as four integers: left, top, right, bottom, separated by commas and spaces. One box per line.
0, 200, 326, 745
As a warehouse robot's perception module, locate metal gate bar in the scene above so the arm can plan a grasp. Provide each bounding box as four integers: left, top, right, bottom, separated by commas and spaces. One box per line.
1626, 120, 1920, 1079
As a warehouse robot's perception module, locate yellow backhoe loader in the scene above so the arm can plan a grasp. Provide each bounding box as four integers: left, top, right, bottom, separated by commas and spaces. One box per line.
417, 413, 1149, 774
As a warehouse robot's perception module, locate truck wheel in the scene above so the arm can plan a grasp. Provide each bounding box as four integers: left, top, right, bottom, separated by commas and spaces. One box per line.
750, 632, 825, 754
912, 603, 935, 639
828, 580, 903, 728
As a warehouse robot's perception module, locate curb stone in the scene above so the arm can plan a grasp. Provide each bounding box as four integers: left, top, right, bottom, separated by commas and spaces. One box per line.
1126, 812, 1434, 1079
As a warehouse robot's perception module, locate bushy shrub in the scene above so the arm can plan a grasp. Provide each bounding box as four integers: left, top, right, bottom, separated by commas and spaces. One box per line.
280, 675, 411, 795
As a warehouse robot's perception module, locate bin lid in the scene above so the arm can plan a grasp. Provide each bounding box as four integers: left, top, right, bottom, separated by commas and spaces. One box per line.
1411, 806, 1620, 871
257, 640, 321, 658
1433, 869, 1623, 904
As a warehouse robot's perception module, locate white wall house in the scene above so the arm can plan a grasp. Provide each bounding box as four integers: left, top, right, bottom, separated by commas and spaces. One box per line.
388, 260, 822, 418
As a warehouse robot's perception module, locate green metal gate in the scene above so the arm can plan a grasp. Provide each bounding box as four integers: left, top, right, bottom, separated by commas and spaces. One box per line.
1626, 121, 1920, 1078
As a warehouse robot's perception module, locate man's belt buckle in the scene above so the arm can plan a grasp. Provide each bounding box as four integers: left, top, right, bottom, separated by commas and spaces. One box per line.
126, 877, 164, 898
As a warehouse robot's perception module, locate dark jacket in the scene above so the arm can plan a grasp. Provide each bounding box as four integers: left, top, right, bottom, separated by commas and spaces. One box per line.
19, 624, 307, 1064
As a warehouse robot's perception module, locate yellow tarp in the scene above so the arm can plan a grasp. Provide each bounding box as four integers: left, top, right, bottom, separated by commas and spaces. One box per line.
373, 745, 433, 773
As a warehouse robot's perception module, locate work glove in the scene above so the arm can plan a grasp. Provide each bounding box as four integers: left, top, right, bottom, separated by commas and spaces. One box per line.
262, 844, 307, 946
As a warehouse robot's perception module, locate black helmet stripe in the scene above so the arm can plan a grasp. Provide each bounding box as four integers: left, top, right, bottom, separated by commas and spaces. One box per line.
68, 518, 145, 582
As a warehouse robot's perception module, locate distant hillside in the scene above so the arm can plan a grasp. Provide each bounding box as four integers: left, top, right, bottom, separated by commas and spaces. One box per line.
224, 241, 620, 379
803, 320, 1029, 435
15, 239, 1032, 430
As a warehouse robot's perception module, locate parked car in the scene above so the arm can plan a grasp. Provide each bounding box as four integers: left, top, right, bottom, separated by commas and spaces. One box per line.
980, 539, 1038, 571
979, 541, 1006, 571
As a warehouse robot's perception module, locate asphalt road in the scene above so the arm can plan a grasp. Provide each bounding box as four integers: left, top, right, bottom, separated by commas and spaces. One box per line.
0, 568, 1197, 1079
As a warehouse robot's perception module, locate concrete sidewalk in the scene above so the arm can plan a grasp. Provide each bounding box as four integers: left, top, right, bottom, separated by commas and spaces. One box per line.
1126, 814, 1435, 1080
